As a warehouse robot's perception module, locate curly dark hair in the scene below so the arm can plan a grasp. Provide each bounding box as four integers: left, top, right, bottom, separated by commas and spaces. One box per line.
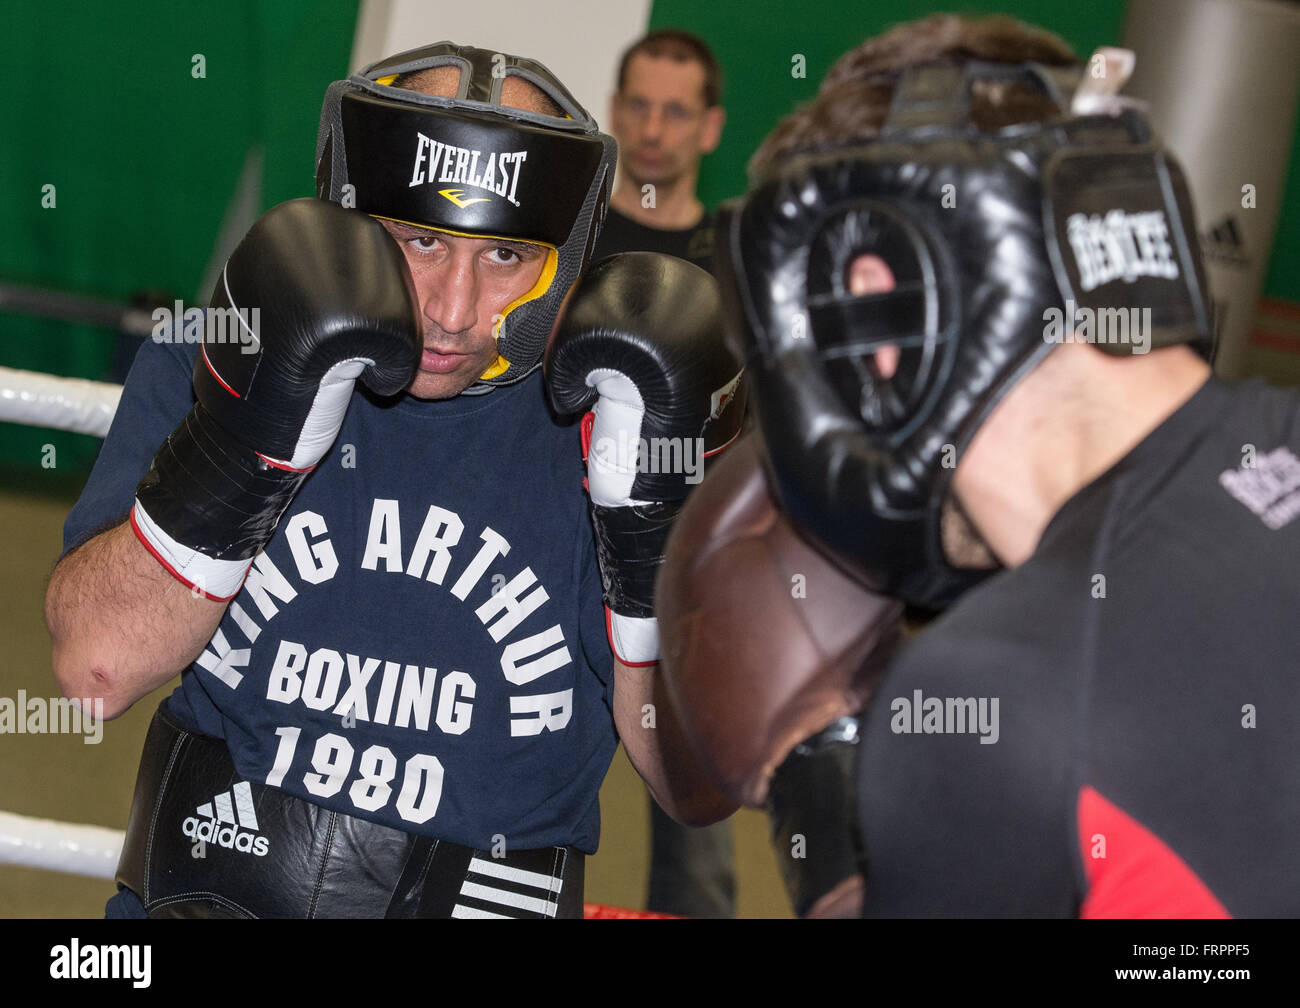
750, 14, 1078, 178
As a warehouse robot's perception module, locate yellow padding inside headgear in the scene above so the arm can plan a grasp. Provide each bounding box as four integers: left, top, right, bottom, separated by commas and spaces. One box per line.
477, 245, 559, 378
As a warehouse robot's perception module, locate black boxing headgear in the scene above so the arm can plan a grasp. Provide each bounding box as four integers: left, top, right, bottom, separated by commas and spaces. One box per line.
316, 42, 617, 392
717, 58, 1213, 608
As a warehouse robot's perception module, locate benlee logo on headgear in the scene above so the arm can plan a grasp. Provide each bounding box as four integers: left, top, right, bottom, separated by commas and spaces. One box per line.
1066, 208, 1180, 293
410, 132, 529, 207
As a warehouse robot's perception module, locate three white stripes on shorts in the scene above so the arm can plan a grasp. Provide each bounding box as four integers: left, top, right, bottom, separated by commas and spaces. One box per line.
450, 857, 563, 918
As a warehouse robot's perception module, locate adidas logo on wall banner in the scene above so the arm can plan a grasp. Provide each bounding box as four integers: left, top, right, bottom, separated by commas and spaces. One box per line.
181, 781, 269, 857
1200, 215, 1250, 269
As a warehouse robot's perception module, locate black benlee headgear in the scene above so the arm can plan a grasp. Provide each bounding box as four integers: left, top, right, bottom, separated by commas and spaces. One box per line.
316, 42, 617, 392
716, 58, 1214, 608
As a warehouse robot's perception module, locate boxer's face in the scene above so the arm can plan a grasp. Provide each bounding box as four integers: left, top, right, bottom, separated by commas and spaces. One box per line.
848, 253, 998, 570
848, 255, 899, 378
610, 53, 723, 189
379, 70, 556, 399
379, 220, 549, 400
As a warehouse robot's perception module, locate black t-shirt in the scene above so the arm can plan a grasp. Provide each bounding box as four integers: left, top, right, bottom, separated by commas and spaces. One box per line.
856, 376, 1300, 917
591, 206, 715, 272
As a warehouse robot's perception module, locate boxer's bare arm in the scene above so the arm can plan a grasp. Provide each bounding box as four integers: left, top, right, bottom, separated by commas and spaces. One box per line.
613, 658, 738, 827
47, 520, 227, 719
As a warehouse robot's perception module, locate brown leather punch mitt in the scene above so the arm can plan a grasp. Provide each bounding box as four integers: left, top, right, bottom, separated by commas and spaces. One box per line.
656, 432, 904, 808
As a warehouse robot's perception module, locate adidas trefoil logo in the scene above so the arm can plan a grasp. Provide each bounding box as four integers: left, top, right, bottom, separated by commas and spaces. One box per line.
181, 781, 269, 856
1200, 215, 1250, 268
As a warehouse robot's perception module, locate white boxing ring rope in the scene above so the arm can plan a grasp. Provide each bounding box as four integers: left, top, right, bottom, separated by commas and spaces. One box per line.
0, 811, 123, 880
3, 366, 126, 878
0, 365, 122, 438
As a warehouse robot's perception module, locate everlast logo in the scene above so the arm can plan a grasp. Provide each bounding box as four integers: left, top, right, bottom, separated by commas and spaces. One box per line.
409, 132, 528, 207
1066, 209, 1179, 293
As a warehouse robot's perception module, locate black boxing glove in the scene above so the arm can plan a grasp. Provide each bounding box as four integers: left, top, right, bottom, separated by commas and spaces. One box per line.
132, 198, 420, 600
544, 252, 745, 664
766, 717, 869, 918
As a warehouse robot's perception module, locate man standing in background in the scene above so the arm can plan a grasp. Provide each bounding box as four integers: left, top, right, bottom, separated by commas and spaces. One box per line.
594, 30, 724, 270
594, 29, 735, 918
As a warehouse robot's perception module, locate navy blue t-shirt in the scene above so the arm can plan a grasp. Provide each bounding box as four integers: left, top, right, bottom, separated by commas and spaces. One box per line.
64, 337, 617, 853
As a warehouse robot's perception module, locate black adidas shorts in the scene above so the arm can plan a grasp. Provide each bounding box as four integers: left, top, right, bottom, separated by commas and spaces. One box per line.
114, 708, 585, 918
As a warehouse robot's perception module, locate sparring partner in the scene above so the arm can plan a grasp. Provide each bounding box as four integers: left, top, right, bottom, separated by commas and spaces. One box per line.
710, 13, 1299, 916
594, 28, 736, 920
45, 42, 741, 918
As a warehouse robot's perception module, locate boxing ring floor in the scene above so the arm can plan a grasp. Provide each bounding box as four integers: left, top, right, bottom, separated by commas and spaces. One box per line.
0, 473, 794, 919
